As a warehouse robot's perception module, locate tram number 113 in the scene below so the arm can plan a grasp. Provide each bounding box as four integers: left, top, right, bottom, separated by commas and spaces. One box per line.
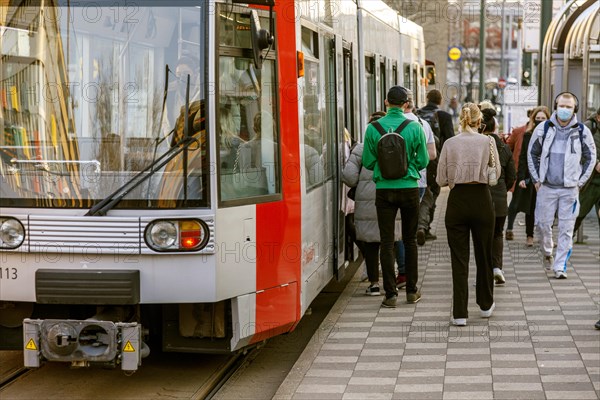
0, 268, 18, 280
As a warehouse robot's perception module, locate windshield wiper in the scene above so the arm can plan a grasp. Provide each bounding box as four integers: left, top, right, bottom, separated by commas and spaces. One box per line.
86, 70, 195, 217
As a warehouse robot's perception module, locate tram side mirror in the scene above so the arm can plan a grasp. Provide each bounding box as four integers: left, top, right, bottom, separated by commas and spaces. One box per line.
250, 10, 273, 69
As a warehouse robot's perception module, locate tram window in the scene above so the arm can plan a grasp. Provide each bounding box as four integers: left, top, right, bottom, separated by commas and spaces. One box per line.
323, 36, 336, 182
380, 61, 387, 111
589, 59, 600, 115
0, 4, 209, 209
365, 56, 376, 117
217, 56, 279, 202
303, 58, 325, 190
404, 64, 411, 91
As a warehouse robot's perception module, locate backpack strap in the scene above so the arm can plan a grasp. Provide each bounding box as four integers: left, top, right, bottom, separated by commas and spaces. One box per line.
370, 120, 387, 136
371, 119, 414, 137
543, 120, 585, 146
394, 119, 413, 135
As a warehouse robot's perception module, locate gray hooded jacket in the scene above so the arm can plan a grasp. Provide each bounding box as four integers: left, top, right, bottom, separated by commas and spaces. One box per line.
527, 114, 596, 188
342, 143, 401, 242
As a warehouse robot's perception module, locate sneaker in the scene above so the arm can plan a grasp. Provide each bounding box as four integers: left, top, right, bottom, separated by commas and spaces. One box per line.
543, 255, 554, 270
554, 271, 567, 279
395, 274, 406, 289
493, 268, 506, 285
526, 236, 534, 247
416, 229, 426, 246
425, 231, 437, 241
451, 318, 467, 326
406, 291, 421, 304
595, 320, 600, 330
381, 295, 397, 308
505, 230, 514, 240
365, 284, 381, 296
480, 302, 495, 318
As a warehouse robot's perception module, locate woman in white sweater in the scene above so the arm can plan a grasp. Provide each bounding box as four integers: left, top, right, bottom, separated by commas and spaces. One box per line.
436, 103, 501, 326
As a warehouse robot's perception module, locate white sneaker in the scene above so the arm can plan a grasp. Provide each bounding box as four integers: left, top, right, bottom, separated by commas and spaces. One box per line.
480, 302, 495, 318
493, 268, 506, 285
451, 318, 467, 326
554, 271, 567, 279
365, 284, 382, 296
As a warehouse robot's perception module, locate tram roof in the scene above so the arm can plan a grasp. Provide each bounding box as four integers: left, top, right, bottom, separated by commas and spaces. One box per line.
545, 0, 599, 57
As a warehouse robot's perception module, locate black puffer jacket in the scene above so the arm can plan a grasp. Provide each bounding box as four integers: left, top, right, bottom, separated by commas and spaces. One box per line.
487, 133, 516, 217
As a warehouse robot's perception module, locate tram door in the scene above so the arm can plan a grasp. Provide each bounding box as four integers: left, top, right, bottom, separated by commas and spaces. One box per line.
341, 43, 356, 266
332, 35, 346, 281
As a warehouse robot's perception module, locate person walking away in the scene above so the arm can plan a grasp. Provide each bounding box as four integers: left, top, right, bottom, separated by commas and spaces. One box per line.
437, 102, 500, 326
395, 92, 437, 288
527, 92, 596, 279
479, 105, 516, 285
505, 109, 532, 240
416, 89, 455, 245
515, 106, 551, 247
362, 86, 429, 308
342, 113, 402, 295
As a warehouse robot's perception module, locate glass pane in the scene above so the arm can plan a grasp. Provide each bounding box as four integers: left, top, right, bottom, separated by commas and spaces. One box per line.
218, 57, 279, 201
366, 57, 376, 117
303, 59, 325, 190
323, 37, 336, 181
587, 58, 600, 116
0, 2, 208, 209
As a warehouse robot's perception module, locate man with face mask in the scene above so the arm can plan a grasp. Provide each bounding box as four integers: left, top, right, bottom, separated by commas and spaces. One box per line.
527, 93, 597, 279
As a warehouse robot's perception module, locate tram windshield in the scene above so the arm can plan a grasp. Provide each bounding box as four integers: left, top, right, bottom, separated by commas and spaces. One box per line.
0, 1, 208, 209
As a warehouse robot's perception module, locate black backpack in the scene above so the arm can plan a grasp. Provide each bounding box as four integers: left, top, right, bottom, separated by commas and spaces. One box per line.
416, 108, 440, 139
372, 119, 413, 180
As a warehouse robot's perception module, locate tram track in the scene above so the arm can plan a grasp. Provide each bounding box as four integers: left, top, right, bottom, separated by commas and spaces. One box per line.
0, 348, 256, 400
0, 367, 30, 390
195, 347, 257, 400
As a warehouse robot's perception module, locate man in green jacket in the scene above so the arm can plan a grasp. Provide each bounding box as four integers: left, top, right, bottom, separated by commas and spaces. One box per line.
362, 86, 429, 308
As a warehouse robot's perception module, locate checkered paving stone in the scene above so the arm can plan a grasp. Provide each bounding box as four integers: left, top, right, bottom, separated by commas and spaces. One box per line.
274, 188, 600, 400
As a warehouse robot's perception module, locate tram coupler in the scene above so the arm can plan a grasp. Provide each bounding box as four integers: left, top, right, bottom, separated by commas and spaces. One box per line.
23, 319, 143, 371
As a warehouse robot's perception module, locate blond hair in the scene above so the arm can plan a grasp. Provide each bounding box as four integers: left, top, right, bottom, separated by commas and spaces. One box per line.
459, 102, 482, 131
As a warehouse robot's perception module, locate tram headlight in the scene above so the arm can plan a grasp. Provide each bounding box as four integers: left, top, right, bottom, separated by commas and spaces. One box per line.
0, 217, 25, 249
145, 221, 177, 250
144, 219, 209, 252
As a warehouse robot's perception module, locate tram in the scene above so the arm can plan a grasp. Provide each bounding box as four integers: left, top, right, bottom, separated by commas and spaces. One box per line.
540, 0, 599, 119
0, 0, 430, 371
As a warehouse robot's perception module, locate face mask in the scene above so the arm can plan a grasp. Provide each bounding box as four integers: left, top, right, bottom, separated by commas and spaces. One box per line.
534, 119, 545, 127
556, 107, 574, 121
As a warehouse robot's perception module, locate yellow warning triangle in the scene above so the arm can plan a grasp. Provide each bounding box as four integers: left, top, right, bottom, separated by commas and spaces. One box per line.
25, 339, 37, 350
123, 341, 135, 352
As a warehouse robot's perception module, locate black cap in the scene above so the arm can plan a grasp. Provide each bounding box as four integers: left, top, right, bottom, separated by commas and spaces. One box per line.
387, 86, 409, 106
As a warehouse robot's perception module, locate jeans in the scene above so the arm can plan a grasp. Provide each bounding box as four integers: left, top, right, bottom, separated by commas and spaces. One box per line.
376, 188, 420, 299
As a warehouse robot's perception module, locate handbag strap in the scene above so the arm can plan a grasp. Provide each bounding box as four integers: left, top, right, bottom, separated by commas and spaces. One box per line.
488, 136, 496, 168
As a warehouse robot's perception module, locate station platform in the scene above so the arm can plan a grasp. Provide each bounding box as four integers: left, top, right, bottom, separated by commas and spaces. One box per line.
275, 188, 600, 400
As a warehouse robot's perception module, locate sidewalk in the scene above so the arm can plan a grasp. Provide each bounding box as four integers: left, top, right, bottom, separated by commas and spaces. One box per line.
275, 188, 600, 400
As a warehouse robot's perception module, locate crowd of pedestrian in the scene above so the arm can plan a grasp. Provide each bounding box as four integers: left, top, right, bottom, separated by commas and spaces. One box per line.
342, 87, 599, 329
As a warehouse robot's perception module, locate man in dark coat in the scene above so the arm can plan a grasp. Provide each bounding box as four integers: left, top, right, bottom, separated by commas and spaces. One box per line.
416, 89, 455, 245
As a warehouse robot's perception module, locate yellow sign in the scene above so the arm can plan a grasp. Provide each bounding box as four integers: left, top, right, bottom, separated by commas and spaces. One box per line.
25, 339, 37, 350
123, 341, 135, 352
448, 47, 462, 61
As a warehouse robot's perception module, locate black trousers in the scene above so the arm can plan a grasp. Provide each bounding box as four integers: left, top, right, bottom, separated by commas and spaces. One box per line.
376, 188, 420, 299
360, 241, 380, 283
445, 184, 495, 319
493, 215, 507, 270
